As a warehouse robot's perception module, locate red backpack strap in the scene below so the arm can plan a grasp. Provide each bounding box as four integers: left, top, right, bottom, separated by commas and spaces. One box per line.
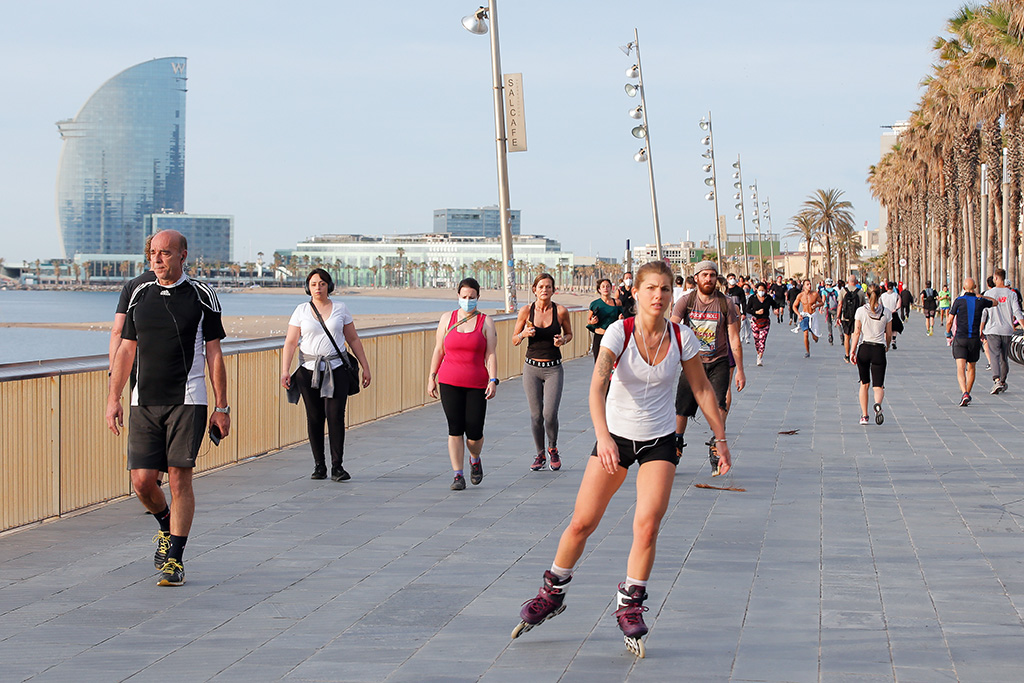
615, 316, 635, 366
671, 321, 683, 356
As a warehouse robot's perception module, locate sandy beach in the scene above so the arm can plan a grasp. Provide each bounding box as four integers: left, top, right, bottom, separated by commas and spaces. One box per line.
3, 286, 597, 339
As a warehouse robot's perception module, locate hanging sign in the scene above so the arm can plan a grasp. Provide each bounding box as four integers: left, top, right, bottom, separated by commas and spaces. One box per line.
503, 73, 527, 152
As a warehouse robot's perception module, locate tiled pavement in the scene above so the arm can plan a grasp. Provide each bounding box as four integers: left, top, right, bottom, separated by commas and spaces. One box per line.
1, 318, 1022, 682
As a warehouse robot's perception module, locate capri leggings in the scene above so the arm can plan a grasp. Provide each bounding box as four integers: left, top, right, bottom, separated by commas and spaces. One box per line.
522, 362, 564, 453
856, 342, 887, 387
439, 383, 487, 440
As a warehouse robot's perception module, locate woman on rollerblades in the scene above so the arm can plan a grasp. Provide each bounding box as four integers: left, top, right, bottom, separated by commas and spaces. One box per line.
511, 261, 732, 658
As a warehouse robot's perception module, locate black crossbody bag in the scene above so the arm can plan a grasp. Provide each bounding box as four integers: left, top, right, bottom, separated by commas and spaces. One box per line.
309, 302, 360, 396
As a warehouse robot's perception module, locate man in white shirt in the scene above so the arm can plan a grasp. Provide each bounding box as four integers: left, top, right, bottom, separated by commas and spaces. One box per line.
982, 268, 1024, 393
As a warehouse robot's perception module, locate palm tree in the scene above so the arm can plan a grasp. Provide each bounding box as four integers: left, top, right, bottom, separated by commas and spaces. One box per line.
801, 189, 854, 281
787, 212, 818, 280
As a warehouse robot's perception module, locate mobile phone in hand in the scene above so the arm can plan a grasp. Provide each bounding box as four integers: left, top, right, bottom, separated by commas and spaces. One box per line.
209, 424, 222, 446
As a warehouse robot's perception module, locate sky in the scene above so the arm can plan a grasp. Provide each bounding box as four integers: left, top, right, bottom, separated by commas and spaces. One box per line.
0, 0, 969, 264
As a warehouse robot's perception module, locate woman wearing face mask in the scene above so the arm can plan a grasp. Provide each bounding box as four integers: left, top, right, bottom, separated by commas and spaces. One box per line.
513, 273, 574, 472
427, 278, 499, 491
746, 283, 780, 366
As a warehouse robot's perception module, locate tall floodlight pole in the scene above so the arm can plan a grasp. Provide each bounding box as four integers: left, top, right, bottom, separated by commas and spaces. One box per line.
731, 156, 749, 276
700, 112, 723, 272
462, 2, 517, 312
749, 181, 764, 281
763, 197, 775, 277
622, 30, 662, 259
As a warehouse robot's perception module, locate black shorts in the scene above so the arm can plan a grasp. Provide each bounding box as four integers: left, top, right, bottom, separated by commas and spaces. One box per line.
924, 309, 936, 318
855, 342, 887, 387
590, 433, 678, 469
439, 383, 487, 440
676, 356, 730, 418
840, 319, 855, 336
128, 404, 207, 470
952, 337, 982, 363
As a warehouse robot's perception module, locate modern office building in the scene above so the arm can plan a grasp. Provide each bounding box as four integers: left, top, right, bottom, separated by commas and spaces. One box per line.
282, 232, 572, 288
433, 206, 521, 238
55, 57, 187, 258
145, 213, 233, 263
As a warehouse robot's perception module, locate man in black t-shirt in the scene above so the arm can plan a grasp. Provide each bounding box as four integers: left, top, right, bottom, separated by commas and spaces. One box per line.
770, 276, 787, 323
945, 277, 996, 407
920, 281, 938, 336
106, 230, 230, 587
617, 272, 636, 317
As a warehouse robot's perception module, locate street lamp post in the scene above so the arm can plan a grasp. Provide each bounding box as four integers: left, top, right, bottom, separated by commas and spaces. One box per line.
700, 112, 723, 272
763, 197, 775, 278
622, 30, 662, 259
732, 156, 749, 276
749, 181, 765, 282
462, 2, 517, 312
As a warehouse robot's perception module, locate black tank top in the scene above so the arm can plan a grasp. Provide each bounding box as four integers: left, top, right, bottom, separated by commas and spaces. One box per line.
526, 302, 562, 360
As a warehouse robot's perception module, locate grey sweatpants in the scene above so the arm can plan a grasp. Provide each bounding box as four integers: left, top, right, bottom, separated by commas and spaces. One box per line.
522, 362, 564, 454
988, 334, 1011, 383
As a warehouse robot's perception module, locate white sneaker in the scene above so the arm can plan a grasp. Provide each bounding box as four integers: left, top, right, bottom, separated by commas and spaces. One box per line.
756, 355, 763, 366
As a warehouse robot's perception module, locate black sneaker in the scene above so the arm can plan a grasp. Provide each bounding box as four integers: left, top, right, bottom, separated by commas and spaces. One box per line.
311, 466, 327, 480
470, 460, 483, 485
152, 531, 171, 569
451, 473, 466, 490
157, 558, 185, 586
331, 467, 351, 482
873, 402, 884, 425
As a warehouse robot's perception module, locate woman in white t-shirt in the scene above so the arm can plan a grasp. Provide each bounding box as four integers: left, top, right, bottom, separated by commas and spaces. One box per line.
512, 261, 732, 658
850, 283, 892, 426
281, 269, 371, 481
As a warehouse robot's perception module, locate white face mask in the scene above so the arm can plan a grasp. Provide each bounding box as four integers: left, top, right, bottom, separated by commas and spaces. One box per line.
728, 278, 736, 286
623, 278, 632, 288
458, 297, 478, 313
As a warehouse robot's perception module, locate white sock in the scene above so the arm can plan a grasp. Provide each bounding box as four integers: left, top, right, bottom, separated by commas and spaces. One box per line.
550, 564, 572, 582
625, 576, 647, 589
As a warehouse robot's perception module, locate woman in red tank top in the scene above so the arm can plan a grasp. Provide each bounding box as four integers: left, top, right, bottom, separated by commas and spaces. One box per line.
427, 278, 499, 490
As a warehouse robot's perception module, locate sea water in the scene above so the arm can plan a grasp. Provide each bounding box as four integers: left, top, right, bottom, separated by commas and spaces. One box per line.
0, 289, 453, 364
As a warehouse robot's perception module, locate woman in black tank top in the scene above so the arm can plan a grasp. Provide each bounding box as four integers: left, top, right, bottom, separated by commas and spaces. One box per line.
512, 273, 574, 471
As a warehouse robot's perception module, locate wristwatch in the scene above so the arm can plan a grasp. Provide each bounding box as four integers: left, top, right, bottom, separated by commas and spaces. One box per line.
488, 378, 499, 386
214, 406, 231, 414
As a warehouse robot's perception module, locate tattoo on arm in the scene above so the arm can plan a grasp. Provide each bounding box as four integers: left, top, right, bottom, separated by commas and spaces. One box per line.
595, 350, 615, 389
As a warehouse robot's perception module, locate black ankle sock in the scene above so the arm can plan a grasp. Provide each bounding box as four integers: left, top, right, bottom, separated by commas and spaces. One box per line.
154, 507, 171, 533
168, 535, 188, 562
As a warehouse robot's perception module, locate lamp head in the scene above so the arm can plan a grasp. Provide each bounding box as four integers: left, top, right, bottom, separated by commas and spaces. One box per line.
701, 149, 713, 159
699, 117, 709, 130
705, 191, 715, 201
634, 148, 648, 163
629, 106, 643, 119
701, 135, 711, 146
624, 83, 639, 97
732, 171, 739, 179
461, 8, 488, 34
704, 177, 715, 186
631, 125, 647, 139
702, 163, 712, 173
733, 181, 741, 189
732, 160, 740, 169
735, 214, 742, 221
626, 65, 639, 79
733, 192, 741, 200
735, 203, 742, 210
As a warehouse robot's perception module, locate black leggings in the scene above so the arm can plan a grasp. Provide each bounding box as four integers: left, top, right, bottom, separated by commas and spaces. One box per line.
296, 365, 350, 469
439, 383, 487, 440
856, 343, 887, 387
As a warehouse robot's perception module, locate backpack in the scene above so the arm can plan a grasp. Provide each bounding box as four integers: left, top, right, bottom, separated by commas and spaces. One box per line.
840, 289, 860, 321
616, 316, 683, 366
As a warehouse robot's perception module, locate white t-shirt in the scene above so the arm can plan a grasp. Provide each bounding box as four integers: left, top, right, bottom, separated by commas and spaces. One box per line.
288, 300, 354, 370
601, 319, 701, 441
854, 304, 891, 345
880, 290, 900, 315
672, 286, 686, 305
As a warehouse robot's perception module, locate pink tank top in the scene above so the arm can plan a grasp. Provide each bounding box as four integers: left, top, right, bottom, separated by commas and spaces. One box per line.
437, 311, 489, 389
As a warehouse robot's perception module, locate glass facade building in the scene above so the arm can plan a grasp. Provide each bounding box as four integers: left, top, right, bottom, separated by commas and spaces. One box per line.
56, 57, 187, 257
145, 213, 233, 264
433, 207, 521, 238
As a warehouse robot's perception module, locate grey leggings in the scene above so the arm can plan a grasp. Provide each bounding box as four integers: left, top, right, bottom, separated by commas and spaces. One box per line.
523, 362, 564, 454
988, 334, 1012, 383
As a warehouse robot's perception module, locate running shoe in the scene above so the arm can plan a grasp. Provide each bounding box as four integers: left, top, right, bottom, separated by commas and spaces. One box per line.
991, 381, 1001, 395
153, 531, 171, 569
310, 466, 327, 480
470, 459, 483, 485
450, 473, 466, 490
756, 355, 763, 366
959, 392, 971, 407
985, 363, 991, 370
873, 402, 884, 425
1000, 380, 1008, 394
891, 341, 897, 350
859, 415, 869, 425
530, 453, 547, 471
157, 558, 185, 587
331, 467, 351, 482
548, 448, 561, 471
804, 352, 810, 358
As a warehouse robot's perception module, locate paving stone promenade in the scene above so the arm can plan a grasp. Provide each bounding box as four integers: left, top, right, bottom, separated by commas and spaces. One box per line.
2, 318, 1022, 682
